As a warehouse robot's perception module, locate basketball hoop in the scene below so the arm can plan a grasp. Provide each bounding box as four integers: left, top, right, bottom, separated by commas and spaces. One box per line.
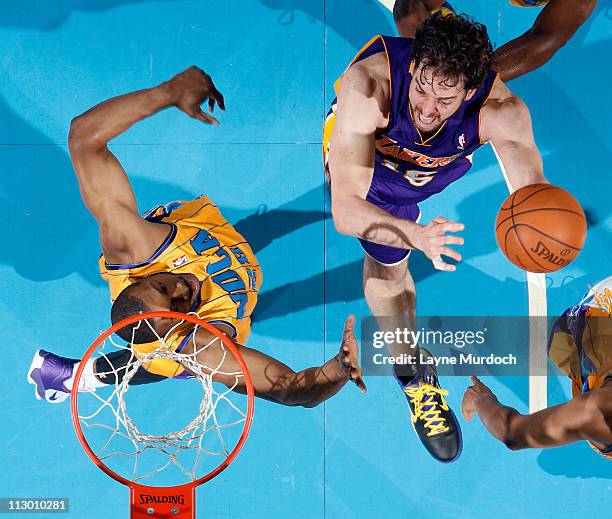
71, 311, 255, 518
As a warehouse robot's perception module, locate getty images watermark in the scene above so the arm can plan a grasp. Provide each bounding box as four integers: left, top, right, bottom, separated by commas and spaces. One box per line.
360, 316, 563, 376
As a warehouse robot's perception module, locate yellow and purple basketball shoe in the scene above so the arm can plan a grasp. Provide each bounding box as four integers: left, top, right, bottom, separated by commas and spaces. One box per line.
400, 349, 462, 463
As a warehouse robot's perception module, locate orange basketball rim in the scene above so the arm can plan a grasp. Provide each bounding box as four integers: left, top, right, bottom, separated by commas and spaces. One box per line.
70, 311, 255, 519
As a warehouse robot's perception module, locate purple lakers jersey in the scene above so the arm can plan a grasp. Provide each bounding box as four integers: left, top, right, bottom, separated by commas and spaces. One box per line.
324, 35, 498, 208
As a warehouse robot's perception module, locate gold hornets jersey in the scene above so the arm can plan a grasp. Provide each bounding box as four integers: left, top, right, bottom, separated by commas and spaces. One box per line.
99, 195, 262, 377
548, 276, 612, 459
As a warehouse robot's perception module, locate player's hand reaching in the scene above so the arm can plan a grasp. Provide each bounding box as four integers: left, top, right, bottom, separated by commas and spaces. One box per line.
412, 216, 464, 271
337, 315, 367, 393
164, 66, 225, 124
461, 376, 497, 421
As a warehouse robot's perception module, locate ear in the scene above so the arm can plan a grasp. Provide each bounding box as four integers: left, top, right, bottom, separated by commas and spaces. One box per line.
465, 88, 477, 101
128, 275, 144, 284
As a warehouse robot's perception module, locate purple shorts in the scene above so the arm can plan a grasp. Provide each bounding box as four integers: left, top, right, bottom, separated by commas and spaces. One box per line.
359, 201, 421, 266
325, 163, 422, 266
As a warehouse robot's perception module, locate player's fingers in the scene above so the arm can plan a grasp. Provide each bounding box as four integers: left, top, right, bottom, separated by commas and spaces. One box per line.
214, 89, 226, 111
471, 375, 487, 390
443, 235, 464, 246
344, 315, 356, 332
439, 247, 462, 263
208, 97, 215, 113
437, 222, 465, 234
460, 392, 474, 421
354, 375, 367, 393
431, 255, 456, 272
192, 108, 219, 125
461, 405, 473, 422
343, 315, 356, 340
432, 216, 449, 225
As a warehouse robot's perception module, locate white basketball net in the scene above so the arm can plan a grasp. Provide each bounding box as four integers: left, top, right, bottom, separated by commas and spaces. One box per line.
76, 316, 249, 484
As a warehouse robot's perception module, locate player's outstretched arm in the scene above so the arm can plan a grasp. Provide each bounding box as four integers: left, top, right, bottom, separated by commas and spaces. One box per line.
392, 0, 441, 38
184, 316, 366, 408
329, 60, 464, 271
492, 0, 598, 82
68, 66, 225, 264
480, 81, 547, 191
461, 376, 612, 450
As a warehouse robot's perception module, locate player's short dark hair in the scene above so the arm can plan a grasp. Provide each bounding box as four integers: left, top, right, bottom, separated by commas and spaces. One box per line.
413, 11, 493, 90
110, 287, 158, 344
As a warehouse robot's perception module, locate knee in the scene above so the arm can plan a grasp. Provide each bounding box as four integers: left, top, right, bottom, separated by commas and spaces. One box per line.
366, 259, 408, 283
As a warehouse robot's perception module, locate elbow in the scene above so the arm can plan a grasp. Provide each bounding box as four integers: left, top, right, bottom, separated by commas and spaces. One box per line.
501, 409, 526, 451
68, 115, 103, 152
331, 202, 354, 237
527, 30, 566, 63
301, 399, 322, 409
68, 115, 86, 146
503, 436, 524, 451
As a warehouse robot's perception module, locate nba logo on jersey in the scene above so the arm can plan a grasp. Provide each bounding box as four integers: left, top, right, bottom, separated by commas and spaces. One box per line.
458, 133, 466, 150
172, 255, 188, 268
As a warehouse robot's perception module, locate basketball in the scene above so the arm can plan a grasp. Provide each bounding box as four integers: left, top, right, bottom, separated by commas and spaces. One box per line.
495, 183, 587, 273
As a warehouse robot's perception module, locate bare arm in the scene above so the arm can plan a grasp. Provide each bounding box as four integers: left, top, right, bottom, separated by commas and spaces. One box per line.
493, 0, 598, 82
462, 376, 612, 450
480, 82, 547, 191
329, 59, 464, 270
68, 67, 224, 263
329, 60, 414, 247
187, 316, 366, 408
392, 0, 437, 38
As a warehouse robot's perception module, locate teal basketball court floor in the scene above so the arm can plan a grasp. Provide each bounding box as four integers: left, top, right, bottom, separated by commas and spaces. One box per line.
1, 1, 611, 517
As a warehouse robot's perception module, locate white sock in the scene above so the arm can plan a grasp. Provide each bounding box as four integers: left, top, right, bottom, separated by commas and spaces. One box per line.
64, 358, 107, 392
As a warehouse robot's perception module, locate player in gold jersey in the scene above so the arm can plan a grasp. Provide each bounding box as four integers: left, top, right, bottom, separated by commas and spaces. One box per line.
28, 66, 365, 407
461, 278, 612, 459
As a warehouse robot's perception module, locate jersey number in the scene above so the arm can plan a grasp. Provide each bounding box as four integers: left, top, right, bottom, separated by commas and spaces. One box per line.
190, 231, 248, 319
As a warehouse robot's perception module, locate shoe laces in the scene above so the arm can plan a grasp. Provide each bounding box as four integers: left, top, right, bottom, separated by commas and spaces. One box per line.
404, 383, 450, 437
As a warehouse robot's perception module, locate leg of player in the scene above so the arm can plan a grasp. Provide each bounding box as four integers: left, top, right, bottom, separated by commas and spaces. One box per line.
493, 0, 598, 81
27, 349, 165, 403
181, 316, 366, 408
362, 255, 462, 462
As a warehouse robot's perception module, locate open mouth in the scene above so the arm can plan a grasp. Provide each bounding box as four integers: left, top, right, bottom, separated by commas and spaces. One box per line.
418, 114, 436, 126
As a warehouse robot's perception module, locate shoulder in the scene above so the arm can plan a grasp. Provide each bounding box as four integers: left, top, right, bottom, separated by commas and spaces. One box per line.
100, 208, 173, 265
336, 52, 390, 128
341, 52, 389, 98
480, 78, 532, 141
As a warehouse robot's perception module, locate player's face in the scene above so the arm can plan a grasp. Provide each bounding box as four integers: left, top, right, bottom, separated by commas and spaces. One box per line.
129, 272, 201, 313
408, 65, 475, 133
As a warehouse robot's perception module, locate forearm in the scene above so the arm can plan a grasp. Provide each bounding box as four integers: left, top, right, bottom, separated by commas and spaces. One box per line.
69, 83, 174, 148
493, 0, 597, 82
473, 395, 523, 447
332, 195, 419, 249
275, 355, 350, 408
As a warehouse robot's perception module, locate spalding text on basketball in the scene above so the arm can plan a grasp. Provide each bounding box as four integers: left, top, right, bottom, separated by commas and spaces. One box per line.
530, 241, 570, 266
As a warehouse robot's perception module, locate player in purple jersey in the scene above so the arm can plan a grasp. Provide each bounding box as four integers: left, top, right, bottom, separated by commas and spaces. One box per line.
323, 13, 549, 462
393, 1, 598, 82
